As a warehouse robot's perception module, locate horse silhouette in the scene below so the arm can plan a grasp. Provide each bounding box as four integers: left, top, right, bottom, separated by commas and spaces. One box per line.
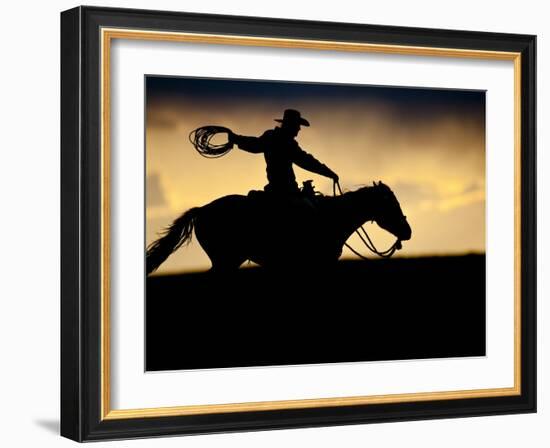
146, 181, 411, 274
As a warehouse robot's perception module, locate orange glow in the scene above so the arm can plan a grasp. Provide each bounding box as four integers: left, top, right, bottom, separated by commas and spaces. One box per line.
146, 91, 485, 274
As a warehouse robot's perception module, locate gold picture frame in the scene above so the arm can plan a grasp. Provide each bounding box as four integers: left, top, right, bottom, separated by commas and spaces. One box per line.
61, 6, 536, 442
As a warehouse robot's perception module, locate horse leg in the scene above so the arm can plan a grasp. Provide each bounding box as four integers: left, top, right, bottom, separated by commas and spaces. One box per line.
195, 225, 247, 273
193, 200, 251, 273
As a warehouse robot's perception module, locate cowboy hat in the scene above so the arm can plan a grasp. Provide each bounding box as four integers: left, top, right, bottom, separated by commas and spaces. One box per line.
274, 109, 310, 127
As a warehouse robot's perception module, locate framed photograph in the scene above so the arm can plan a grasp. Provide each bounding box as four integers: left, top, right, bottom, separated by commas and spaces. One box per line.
60, 6, 536, 442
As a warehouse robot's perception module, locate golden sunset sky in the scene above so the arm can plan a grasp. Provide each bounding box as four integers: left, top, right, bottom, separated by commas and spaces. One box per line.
146, 77, 485, 274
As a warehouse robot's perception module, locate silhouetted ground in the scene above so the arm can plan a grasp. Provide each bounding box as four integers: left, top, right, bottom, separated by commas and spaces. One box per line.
146, 254, 485, 371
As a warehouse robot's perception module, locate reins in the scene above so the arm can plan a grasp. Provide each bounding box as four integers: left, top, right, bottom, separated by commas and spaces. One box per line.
333, 181, 401, 259
188, 126, 402, 259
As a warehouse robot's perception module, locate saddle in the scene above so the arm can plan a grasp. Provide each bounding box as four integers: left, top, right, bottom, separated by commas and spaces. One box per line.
246, 182, 323, 230
247, 180, 322, 207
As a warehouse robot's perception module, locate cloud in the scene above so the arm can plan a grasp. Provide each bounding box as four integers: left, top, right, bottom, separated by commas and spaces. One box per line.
146, 103, 179, 129
145, 80, 486, 272
387, 180, 485, 214
390, 182, 438, 205
146, 173, 167, 208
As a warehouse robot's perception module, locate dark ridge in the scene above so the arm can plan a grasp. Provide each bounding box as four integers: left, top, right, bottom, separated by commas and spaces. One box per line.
146, 254, 486, 371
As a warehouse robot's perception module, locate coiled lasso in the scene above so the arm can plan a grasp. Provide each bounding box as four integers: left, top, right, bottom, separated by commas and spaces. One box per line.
188, 125, 234, 158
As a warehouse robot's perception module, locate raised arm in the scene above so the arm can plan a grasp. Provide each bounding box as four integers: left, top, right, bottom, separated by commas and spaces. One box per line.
228, 131, 265, 154
293, 146, 339, 181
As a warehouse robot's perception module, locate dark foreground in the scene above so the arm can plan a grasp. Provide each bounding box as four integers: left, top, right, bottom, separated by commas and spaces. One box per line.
146, 254, 485, 371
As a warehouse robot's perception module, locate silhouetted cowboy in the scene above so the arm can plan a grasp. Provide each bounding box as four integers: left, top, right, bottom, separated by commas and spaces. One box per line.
228, 109, 339, 195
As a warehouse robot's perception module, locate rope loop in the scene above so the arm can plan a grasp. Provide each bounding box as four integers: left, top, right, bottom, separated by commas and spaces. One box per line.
189, 126, 234, 158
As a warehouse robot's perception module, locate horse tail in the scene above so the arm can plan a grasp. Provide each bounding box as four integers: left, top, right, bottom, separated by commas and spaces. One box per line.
146, 207, 200, 275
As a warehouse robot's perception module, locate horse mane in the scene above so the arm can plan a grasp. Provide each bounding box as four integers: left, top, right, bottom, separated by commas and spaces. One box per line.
346, 182, 395, 199
321, 183, 380, 202
317, 182, 398, 215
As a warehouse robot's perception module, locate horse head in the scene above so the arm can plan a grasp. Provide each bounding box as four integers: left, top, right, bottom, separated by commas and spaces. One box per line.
370, 181, 412, 243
